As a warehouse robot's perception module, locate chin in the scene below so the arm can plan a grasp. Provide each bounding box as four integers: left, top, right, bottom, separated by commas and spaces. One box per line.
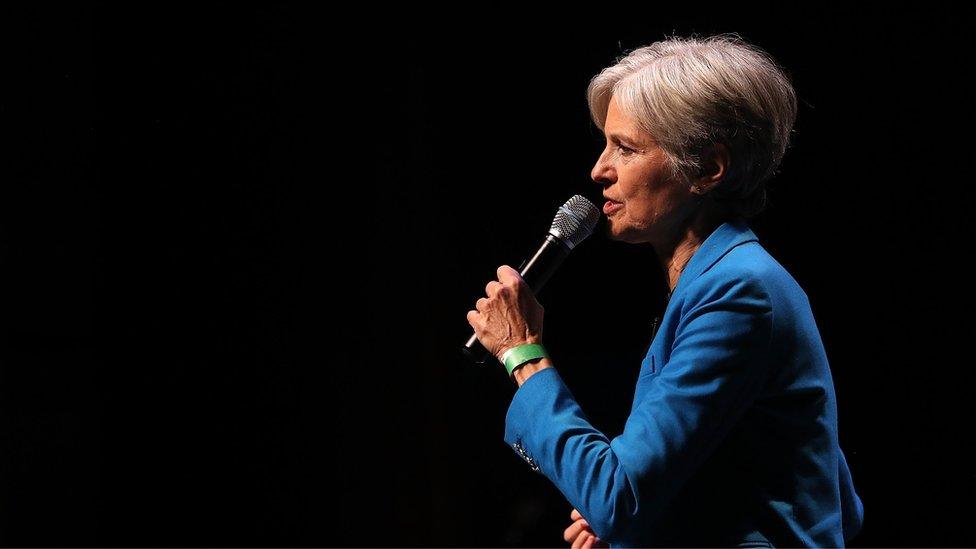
604, 218, 654, 245
603, 221, 635, 243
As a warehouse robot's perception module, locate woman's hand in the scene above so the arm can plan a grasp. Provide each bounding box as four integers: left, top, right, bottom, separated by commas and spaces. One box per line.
466, 265, 544, 363
563, 508, 606, 548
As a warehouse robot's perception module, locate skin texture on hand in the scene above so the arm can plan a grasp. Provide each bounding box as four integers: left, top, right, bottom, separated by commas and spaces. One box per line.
466, 265, 547, 380
564, 508, 607, 548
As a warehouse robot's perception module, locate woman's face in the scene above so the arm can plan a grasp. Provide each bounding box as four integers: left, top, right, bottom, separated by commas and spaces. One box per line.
591, 96, 697, 245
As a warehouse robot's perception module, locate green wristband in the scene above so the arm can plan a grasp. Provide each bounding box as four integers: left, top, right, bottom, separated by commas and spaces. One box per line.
500, 343, 549, 377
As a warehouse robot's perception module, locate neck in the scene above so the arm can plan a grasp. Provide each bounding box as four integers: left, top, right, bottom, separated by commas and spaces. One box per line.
654, 208, 724, 293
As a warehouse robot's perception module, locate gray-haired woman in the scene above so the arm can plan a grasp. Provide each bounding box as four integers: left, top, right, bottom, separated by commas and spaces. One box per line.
467, 35, 864, 547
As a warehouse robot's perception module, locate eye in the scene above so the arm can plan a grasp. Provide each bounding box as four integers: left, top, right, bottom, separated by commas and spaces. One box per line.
617, 144, 636, 156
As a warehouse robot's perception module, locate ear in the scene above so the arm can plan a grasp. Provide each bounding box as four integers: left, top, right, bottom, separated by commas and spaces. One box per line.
690, 143, 730, 196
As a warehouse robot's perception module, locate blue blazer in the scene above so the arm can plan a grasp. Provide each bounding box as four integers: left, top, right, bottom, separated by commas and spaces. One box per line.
504, 220, 864, 547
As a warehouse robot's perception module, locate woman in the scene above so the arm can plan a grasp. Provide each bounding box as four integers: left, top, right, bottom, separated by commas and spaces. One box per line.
466, 35, 864, 547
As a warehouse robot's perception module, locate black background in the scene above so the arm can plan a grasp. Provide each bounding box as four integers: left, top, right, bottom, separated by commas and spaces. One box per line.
2, 5, 974, 547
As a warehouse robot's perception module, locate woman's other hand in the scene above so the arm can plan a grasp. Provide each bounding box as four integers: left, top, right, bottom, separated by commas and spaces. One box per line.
563, 508, 607, 548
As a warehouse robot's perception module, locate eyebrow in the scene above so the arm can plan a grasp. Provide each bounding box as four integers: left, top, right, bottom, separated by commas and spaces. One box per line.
608, 132, 644, 147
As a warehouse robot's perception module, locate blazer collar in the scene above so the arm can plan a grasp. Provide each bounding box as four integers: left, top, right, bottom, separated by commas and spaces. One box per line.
671, 219, 759, 299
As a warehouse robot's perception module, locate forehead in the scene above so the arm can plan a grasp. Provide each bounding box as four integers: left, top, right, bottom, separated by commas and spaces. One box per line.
604, 96, 645, 143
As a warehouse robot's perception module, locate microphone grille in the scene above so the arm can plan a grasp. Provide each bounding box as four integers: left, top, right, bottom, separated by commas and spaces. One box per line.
549, 195, 600, 249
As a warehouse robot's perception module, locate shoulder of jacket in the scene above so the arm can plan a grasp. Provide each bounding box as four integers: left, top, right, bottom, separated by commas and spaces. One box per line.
683, 243, 775, 300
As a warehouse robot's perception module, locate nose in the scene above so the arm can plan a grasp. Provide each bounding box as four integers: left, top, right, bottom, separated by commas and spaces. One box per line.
591, 146, 615, 186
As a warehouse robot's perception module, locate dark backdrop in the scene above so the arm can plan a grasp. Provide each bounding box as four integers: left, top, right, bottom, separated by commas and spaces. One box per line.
3, 5, 974, 547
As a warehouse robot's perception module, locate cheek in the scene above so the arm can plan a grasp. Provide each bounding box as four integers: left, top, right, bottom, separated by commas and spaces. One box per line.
617, 164, 671, 218
623, 188, 659, 219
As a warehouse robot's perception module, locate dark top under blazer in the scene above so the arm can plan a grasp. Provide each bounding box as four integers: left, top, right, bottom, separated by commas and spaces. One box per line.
504, 220, 864, 547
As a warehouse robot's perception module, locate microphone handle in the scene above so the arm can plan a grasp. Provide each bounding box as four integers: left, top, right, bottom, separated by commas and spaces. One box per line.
462, 235, 571, 364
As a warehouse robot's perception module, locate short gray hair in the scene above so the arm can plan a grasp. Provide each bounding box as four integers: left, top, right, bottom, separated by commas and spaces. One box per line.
587, 34, 797, 219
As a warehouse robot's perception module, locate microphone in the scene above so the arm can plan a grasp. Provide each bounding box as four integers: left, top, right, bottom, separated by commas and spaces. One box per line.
462, 195, 601, 364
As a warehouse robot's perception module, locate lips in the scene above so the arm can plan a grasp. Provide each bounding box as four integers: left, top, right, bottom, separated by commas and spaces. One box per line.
603, 200, 623, 215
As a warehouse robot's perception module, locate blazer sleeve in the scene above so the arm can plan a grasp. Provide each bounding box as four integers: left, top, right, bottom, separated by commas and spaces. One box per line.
838, 447, 865, 542
503, 275, 774, 545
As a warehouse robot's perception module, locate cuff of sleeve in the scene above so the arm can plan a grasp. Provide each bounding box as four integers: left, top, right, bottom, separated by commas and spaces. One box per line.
503, 366, 566, 451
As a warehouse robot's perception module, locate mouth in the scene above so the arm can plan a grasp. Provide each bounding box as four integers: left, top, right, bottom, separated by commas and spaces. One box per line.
603, 195, 624, 215
602, 197, 623, 215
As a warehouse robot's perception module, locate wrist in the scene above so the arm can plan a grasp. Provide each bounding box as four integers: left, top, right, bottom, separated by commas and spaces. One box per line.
500, 342, 548, 378
496, 337, 540, 362
513, 357, 552, 387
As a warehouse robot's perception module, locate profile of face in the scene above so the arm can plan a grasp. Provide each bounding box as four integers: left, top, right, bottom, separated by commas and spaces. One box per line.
591, 96, 699, 246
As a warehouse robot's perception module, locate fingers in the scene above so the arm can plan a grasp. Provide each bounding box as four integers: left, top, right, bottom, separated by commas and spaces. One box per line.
496, 264, 522, 286
563, 519, 590, 544
565, 510, 600, 549
485, 280, 503, 297
581, 533, 598, 549
572, 529, 593, 549
576, 531, 602, 549
475, 297, 489, 312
